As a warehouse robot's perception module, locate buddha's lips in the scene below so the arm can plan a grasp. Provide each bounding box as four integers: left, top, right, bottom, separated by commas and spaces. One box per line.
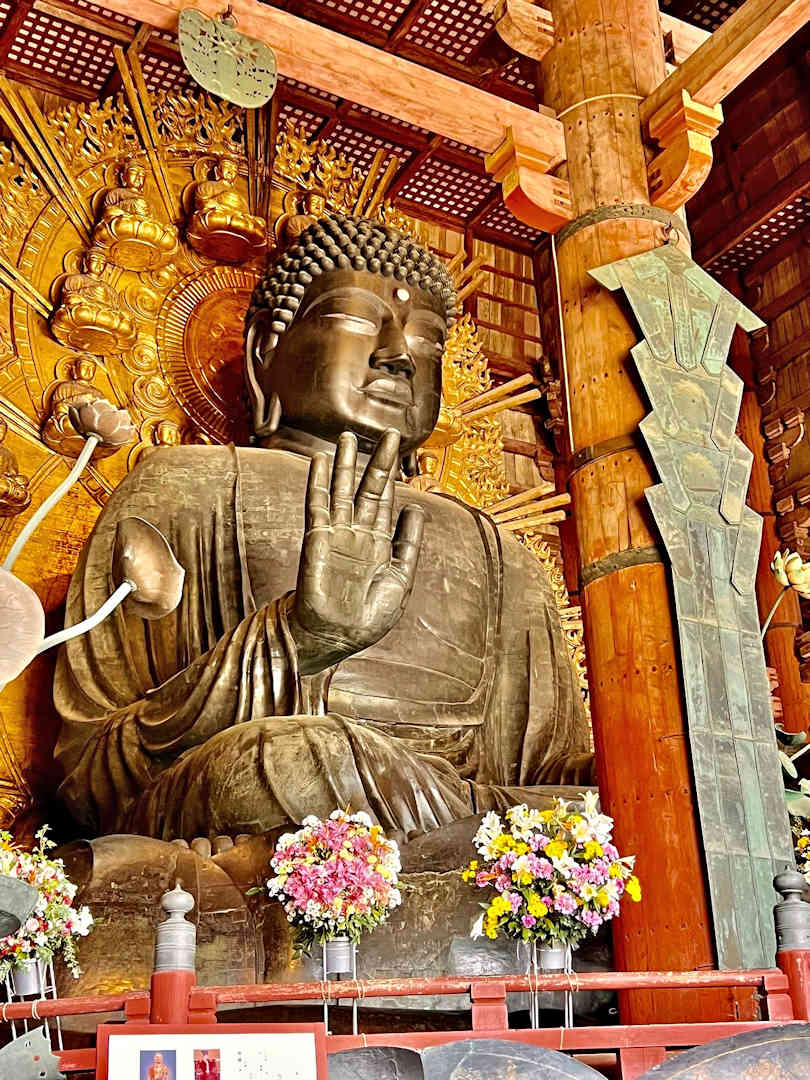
361, 373, 413, 406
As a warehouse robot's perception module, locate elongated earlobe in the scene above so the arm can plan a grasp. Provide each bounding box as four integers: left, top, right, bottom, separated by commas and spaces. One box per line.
245, 313, 282, 438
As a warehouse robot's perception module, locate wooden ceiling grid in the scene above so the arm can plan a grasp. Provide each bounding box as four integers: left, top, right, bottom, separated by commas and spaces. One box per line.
0, 0, 804, 263
690, 24, 810, 271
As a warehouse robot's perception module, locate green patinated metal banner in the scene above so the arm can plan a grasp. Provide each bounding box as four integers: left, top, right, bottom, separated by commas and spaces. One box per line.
590, 243, 794, 969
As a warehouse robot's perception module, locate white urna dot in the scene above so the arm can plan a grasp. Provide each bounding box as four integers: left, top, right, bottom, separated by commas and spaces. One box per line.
395, 287, 410, 302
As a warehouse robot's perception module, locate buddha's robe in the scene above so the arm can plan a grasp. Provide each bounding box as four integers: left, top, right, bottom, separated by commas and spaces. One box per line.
54, 446, 590, 839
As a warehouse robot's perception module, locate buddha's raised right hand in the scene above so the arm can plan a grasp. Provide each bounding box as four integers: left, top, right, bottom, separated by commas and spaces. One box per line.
288, 428, 425, 675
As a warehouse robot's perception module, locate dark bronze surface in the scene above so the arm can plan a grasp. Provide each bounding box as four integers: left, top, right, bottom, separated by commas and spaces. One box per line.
54, 218, 589, 846
645, 1023, 810, 1077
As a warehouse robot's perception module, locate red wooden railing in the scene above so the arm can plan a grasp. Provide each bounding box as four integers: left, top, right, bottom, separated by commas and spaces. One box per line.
1, 964, 803, 1080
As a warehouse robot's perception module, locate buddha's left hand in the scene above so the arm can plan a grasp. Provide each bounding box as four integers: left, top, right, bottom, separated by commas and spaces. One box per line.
288, 428, 424, 675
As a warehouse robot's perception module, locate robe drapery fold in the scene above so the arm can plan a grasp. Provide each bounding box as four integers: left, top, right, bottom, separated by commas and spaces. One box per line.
54, 446, 590, 839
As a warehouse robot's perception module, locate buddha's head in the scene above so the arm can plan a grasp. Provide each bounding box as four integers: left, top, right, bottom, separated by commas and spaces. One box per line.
72, 355, 97, 382
217, 155, 239, 184
245, 214, 456, 455
122, 162, 146, 191
83, 249, 106, 276
155, 419, 181, 447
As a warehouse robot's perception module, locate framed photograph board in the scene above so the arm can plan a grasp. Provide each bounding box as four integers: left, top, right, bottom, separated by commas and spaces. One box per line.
96, 1023, 328, 1080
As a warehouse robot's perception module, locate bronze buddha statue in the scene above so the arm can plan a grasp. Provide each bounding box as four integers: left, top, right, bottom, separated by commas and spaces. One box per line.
54, 215, 590, 843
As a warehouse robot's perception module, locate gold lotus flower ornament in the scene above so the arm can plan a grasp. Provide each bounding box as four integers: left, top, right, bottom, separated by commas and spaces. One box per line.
771, 550, 810, 599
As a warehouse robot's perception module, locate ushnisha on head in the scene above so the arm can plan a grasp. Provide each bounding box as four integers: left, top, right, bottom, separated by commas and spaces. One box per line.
244, 214, 458, 456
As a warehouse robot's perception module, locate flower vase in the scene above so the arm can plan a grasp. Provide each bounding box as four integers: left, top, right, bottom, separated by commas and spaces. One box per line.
322, 936, 358, 1036
323, 935, 356, 976
523, 941, 574, 1029
537, 941, 567, 973
11, 958, 45, 997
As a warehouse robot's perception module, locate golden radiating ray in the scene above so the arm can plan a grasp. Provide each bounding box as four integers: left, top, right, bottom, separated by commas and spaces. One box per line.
486, 482, 561, 514
0, 78, 91, 241
363, 156, 399, 219
491, 491, 570, 523
0, 258, 51, 319
353, 148, 387, 217
497, 508, 567, 531
113, 46, 176, 222
457, 371, 534, 414
462, 386, 541, 421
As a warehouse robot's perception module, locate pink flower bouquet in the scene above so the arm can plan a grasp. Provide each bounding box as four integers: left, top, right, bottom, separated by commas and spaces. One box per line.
266, 810, 401, 954
0, 826, 93, 980
463, 794, 641, 948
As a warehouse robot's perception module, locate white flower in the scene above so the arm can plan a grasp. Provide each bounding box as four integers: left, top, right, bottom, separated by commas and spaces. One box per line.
350, 811, 372, 827
470, 912, 485, 939
302, 815, 320, 827
581, 790, 599, 817
771, 550, 810, 598
473, 810, 502, 855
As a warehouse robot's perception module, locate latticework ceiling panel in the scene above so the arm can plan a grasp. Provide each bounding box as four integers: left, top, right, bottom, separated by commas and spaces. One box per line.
322, 121, 415, 173
659, 0, 741, 31
295, 0, 412, 35
140, 51, 195, 94
711, 197, 810, 274
396, 155, 497, 221
399, 0, 492, 63
6, 7, 117, 94
477, 200, 543, 245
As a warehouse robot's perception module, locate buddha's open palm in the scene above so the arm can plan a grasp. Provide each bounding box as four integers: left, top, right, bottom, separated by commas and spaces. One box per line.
290, 429, 424, 675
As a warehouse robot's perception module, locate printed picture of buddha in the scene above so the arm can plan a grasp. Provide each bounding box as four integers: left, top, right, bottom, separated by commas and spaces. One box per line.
140, 1049, 174, 1080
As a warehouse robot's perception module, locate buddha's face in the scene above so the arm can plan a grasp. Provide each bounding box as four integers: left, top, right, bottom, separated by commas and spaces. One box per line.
124, 165, 145, 191
74, 357, 96, 382
248, 269, 446, 454
84, 250, 105, 275
219, 158, 238, 183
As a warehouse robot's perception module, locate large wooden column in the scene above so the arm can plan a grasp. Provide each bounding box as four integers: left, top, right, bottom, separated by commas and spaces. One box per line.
539, 0, 738, 1024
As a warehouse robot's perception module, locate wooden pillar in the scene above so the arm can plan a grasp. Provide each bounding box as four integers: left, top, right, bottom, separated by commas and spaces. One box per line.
723, 294, 810, 735
539, 0, 739, 1024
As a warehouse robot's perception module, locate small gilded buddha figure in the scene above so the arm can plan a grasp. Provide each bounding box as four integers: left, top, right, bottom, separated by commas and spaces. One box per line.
55, 215, 591, 844
186, 155, 267, 263
92, 162, 178, 271
42, 355, 119, 458
50, 249, 138, 356
0, 419, 30, 517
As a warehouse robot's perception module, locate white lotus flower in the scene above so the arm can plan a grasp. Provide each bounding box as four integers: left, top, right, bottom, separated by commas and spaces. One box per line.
771, 550, 810, 599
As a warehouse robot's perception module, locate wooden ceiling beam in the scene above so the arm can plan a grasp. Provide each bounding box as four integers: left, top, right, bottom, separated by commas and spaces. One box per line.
98, 0, 565, 162
659, 13, 711, 66
641, 0, 809, 125
695, 156, 810, 267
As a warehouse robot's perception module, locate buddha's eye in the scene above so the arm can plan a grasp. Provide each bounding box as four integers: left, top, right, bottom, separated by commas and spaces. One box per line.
407, 333, 443, 353
321, 313, 377, 335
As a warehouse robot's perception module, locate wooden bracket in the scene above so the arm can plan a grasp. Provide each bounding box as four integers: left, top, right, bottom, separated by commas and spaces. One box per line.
645, 89, 723, 212
485, 127, 573, 233
479, 0, 554, 62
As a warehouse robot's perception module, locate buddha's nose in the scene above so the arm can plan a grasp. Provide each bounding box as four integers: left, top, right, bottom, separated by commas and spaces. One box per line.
370, 329, 415, 379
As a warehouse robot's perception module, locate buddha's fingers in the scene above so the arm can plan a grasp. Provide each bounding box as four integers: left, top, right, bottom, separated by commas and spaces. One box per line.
389, 504, 424, 589
331, 431, 358, 526
354, 428, 400, 528
305, 452, 331, 531
372, 472, 395, 539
